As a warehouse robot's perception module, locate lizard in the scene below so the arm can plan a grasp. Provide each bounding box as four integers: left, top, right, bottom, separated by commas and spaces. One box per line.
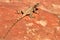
17, 3, 39, 18
2, 3, 39, 39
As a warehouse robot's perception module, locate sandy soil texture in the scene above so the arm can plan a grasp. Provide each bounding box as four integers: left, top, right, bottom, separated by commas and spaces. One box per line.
0, 0, 60, 40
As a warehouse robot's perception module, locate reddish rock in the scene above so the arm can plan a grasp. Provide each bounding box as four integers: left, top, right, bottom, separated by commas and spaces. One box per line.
0, 0, 60, 40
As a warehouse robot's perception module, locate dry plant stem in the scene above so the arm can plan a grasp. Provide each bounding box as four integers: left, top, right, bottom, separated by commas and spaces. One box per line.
3, 3, 39, 39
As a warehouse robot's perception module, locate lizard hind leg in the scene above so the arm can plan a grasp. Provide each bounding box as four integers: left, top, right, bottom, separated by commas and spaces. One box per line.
21, 11, 24, 14
17, 10, 24, 14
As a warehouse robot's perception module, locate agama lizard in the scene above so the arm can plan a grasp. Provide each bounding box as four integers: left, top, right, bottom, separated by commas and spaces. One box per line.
3, 3, 39, 39
17, 3, 39, 18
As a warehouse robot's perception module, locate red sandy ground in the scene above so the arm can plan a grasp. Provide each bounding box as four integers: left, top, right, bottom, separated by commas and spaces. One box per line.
0, 0, 60, 40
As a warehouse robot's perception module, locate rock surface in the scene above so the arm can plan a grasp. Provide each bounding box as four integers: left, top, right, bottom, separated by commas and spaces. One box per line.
0, 0, 60, 40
